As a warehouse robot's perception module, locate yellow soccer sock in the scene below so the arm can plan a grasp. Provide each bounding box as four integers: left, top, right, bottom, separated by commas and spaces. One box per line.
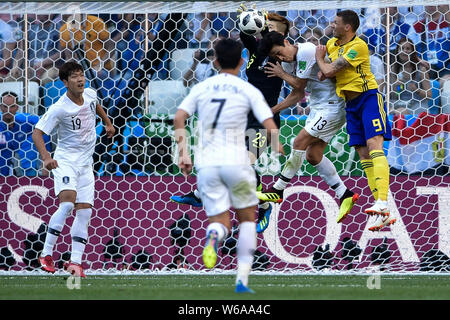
370, 150, 390, 202
360, 159, 378, 201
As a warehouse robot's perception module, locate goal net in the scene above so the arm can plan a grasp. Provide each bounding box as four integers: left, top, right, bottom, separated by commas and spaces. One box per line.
0, 1, 449, 274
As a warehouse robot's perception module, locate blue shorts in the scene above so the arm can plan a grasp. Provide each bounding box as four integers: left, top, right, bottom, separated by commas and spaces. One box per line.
345, 89, 392, 147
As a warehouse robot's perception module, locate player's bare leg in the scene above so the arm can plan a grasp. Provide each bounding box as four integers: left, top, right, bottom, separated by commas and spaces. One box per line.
306, 140, 359, 223
258, 129, 358, 223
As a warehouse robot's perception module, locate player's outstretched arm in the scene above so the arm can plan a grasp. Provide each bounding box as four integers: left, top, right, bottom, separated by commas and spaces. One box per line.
96, 103, 115, 138
315, 44, 350, 78
32, 128, 58, 171
174, 109, 192, 177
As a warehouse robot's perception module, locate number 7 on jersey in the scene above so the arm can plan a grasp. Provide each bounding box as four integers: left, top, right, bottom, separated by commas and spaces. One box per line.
211, 98, 226, 129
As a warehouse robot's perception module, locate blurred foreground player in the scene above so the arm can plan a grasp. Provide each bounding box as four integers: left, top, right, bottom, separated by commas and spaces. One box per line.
174, 38, 283, 293
171, 6, 291, 234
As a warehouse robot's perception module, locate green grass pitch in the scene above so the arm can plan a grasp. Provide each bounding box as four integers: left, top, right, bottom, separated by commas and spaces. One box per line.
1, 274, 449, 300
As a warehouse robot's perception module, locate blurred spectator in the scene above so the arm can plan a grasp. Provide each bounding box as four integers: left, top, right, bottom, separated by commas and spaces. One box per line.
210, 12, 236, 38
184, 13, 213, 48
362, 7, 418, 56
294, 9, 335, 39
413, 5, 450, 80
399, 6, 426, 26
182, 48, 217, 88
110, 13, 166, 81
183, 12, 237, 49
445, 4, 450, 23
9, 14, 63, 85
389, 38, 432, 115
59, 13, 115, 78
0, 15, 20, 79
0, 92, 36, 175
111, 14, 146, 80
301, 27, 323, 45
147, 13, 166, 41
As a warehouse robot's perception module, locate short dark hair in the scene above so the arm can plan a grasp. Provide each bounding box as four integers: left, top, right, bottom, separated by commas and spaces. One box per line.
0, 91, 19, 109
1, 91, 19, 100
59, 61, 84, 81
337, 10, 360, 32
258, 31, 285, 57
214, 38, 243, 69
267, 13, 291, 38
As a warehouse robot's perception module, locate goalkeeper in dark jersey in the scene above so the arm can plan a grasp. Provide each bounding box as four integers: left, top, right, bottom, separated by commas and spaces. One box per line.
170, 5, 291, 234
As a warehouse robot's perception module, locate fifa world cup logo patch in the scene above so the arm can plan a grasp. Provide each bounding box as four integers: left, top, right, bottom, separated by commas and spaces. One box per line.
298, 60, 306, 71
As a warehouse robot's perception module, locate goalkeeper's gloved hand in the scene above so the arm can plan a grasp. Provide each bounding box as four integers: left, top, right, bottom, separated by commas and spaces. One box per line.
261, 8, 268, 20
236, 3, 248, 19
260, 8, 269, 31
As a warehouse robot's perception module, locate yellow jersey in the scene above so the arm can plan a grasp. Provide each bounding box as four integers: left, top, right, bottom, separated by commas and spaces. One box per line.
326, 36, 378, 99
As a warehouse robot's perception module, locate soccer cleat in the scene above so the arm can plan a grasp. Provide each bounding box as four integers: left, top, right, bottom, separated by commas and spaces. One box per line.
38, 255, 56, 274
337, 190, 360, 223
235, 280, 255, 294
256, 203, 272, 233
256, 188, 283, 203
170, 192, 202, 207
64, 261, 86, 278
368, 214, 397, 232
364, 200, 390, 216
202, 230, 219, 269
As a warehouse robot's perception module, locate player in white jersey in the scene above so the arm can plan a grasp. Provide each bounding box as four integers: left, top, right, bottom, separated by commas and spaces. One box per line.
256, 31, 359, 223
32, 61, 115, 277
174, 38, 283, 294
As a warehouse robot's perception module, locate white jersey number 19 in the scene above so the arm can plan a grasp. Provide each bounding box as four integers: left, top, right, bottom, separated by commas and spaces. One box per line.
71, 117, 82, 130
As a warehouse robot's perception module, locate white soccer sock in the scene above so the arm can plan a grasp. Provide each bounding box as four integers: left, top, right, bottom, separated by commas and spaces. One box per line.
70, 208, 92, 264
193, 189, 201, 199
236, 221, 256, 286
274, 149, 306, 190
205, 222, 228, 244
42, 202, 74, 257
314, 156, 347, 199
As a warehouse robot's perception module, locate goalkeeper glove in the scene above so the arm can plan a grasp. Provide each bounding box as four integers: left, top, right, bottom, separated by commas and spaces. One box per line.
236, 3, 248, 18
261, 8, 268, 20
237, 3, 261, 18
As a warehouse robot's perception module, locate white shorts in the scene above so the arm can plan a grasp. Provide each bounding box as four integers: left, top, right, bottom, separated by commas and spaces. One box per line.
197, 165, 258, 217
304, 104, 346, 143
52, 162, 95, 205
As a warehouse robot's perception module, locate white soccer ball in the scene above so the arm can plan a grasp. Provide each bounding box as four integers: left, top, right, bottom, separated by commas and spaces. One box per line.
238, 9, 266, 35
